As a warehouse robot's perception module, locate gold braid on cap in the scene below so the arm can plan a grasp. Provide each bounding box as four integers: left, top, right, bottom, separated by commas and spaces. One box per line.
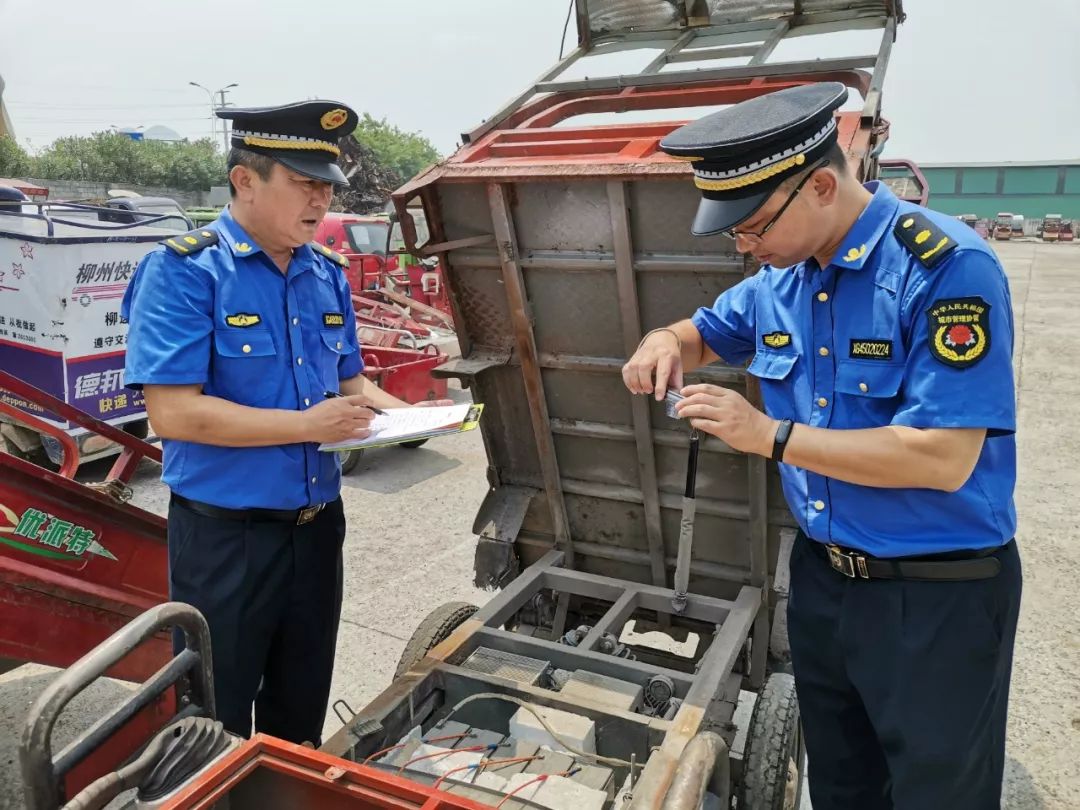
241, 135, 341, 157
693, 152, 806, 191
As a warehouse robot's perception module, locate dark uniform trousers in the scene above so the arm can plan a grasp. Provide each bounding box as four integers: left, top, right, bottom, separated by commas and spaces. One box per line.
167, 495, 346, 745
788, 531, 1022, 810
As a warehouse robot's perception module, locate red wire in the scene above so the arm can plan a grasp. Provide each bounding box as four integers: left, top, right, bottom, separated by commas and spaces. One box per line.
362, 733, 469, 765
494, 769, 578, 809
432, 756, 541, 792
398, 744, 490, 773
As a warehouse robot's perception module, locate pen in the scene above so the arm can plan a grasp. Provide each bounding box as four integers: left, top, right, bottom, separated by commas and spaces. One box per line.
323, 390, 386, 415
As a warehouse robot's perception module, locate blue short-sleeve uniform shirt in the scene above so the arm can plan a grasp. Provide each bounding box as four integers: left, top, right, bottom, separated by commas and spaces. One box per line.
691, 182, 1016, 556
121, 207, 363, 509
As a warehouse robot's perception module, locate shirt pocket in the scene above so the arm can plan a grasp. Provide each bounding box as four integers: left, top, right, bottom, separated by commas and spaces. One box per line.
835, 359, 905, 426
319, 329, 357, 391
212, 328, 278, 406
747, 349, 799, 418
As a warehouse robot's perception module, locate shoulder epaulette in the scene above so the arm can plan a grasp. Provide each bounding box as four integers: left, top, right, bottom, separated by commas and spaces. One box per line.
161, 229, 219, 256
311, 241, 348, 268
893, 212, 957, 269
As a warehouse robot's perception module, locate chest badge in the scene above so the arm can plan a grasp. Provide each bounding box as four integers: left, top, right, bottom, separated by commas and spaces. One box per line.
762, 331, 792, 349
225, 313, 261, 328
849, 339, 893, 360
323, 312, 345, 327
927, 297, 990, 368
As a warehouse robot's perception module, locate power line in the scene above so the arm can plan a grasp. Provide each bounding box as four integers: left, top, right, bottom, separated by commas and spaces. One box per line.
13, 116, 214, 123
7, 101, 207, 110
9, 82, 205, 93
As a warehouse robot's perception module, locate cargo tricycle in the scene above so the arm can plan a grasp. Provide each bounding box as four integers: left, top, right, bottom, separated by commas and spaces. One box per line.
0, 201, 190, 470
21, 3, 911, 807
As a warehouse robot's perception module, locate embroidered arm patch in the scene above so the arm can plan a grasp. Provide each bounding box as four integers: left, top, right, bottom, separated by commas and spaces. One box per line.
762, 331, 791, 348
927, 297, 990, 368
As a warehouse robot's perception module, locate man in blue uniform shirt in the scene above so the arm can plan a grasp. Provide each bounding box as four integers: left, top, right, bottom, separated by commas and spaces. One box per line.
121, 100, 446, 745
623, 83, 1021, 809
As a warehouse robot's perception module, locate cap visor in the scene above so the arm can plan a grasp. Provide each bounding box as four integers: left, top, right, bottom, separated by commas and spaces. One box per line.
691, 191, 771, 236
273, 154, 349, 186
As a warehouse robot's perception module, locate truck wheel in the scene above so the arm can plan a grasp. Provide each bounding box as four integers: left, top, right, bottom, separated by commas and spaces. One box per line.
338, 448, 364, 475
740, 673, 804, 810
399, 439, 428, 449
123, 419, 150, 440
394, 602, 478, 679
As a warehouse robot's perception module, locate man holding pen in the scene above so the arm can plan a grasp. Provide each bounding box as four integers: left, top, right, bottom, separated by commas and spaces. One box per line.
121, 100, 446, 745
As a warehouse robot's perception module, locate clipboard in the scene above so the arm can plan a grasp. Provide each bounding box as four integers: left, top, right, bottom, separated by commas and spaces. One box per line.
318, 403, 484, 452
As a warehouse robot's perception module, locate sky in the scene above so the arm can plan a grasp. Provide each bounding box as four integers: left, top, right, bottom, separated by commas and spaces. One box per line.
1, 0, 1078, 164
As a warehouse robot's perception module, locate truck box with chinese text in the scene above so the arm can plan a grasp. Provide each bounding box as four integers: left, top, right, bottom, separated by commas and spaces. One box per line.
0, 202, 187, 466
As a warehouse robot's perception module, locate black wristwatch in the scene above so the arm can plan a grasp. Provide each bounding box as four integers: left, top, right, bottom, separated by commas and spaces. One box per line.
771, 419, 794, 462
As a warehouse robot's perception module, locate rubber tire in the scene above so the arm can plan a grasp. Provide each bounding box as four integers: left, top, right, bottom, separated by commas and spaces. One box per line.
123, 419, 150, 440
399, 439, 428, 449
741, 672, 805, 810
339, 448, 364, 475
393, 601, 478, 680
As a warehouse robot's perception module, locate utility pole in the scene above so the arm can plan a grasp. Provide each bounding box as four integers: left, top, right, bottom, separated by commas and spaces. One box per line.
188, 81, 239, 152
217, 86, 235, 153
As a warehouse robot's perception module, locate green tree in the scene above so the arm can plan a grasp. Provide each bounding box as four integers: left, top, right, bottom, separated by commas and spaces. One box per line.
30, 133, 227, 191
0, 135, 33, 177
352, 113, 440, 184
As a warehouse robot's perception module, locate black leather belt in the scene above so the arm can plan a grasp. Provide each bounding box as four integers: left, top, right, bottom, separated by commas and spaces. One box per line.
805, 536, 1007, 581
171, 493, 326, 525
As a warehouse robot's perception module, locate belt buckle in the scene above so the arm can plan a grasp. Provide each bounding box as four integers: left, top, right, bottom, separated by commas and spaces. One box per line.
826, 544, 869, 579
297, 505, 322, 525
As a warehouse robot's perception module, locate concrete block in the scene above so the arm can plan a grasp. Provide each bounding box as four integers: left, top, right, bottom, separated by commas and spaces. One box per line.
456, 727, 505, 750
501, 772, 607, 810
394, 742, 485, 778
485, 741, 541, 778
560, 670, 644, 712
509, 704, 596, 755
525, 747, 575, 775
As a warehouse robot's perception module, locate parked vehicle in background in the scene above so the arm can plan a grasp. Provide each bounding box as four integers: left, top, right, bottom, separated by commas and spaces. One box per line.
184, 206, 222, 227
1040, 214, 1062, 242
0, 178, 48, 204
315, 211, 391, 292
97, 196, 193, 229
878, 159, 929, 206
994, 212, 1014, 240
957, 214, 989, 240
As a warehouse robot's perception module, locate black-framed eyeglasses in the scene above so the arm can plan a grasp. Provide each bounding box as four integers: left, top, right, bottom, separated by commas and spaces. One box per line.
722, 158, 830, 242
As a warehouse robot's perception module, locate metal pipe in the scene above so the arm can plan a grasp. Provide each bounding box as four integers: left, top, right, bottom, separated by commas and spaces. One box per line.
659, 731, 730, 810
672, 431, 701, 613
609, 180, 667, 591
515, 534, 753, 585
487, 182, 576, 568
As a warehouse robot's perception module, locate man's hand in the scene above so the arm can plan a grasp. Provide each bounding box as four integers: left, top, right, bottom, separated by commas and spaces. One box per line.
622, 330, 684, 400
675, 384, 777, 455
414, 399, 455, 407
301, 395, 375, 443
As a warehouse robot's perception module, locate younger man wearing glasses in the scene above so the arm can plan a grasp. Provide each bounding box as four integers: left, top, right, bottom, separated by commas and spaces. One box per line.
622, 82, 1020, 810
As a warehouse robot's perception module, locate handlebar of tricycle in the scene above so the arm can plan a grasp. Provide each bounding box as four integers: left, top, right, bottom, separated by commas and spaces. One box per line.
20, 602, 215, 810
0, 369, 161, 481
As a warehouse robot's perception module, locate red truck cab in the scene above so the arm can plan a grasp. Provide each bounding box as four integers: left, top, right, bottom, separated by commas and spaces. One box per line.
314, 212, 391, 291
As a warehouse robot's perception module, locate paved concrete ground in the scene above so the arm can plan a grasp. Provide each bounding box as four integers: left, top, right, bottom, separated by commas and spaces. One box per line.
0, 240, 1077, 808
